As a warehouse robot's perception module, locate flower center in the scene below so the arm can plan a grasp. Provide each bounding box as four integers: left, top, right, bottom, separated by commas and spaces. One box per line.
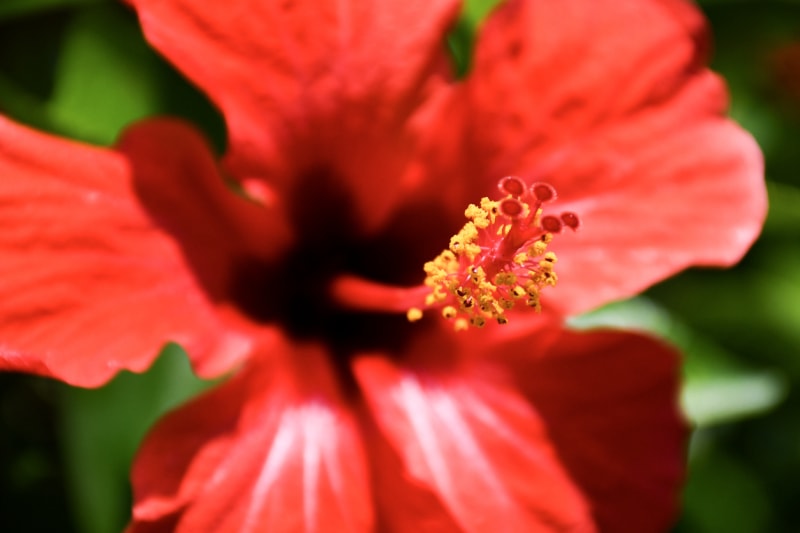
408, 176, 579, 330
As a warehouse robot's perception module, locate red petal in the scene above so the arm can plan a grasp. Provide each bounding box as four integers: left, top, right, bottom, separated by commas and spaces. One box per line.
464, 0, 719, 180
0, 117, 267, 386
360, 410, 464, 532
430, 0, 765, 314
502, 328, 686, 533
116, 118, 292, 266
116, 119, 295, 364
544, 119, 765, 314
128, 0, 460, 233
130, 337, 373, 533
125, 514, 180, 533
354, 345, 596, 533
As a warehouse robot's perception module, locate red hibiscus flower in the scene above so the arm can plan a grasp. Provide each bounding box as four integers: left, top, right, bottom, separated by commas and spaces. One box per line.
0, 0, 765, 531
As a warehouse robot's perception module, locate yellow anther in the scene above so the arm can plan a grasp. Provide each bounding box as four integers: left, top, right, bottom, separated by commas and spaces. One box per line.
407, 308, 423, 322
480, 198, 499, 223
465, 204, 491, 229
473, 217, 490, 230
469, 266, 486, 284
525, 283, 540, 298
439, 250, 457, 264
483, 280, 497, 293
470, 316, 486, 328
412, 180, 575, 332
464, 204, 482, 218
529, 241, 547, 257
494, 272, 517, 285
461, 222, 478, 241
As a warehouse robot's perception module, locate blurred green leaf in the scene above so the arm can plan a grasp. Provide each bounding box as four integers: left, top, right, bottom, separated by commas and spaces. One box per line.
0, 8, 70, 104
0, 0, 106, 20
461, 0, 502, 27
0, 74, 57, 131
704, 3, 800, 187
0, 3, 226, 149
683, 372, 787, 427
59, 344, 215, 533
447, 0, 502, 77
752, 248, 800, 357
699, 0, 800, 5
46, 4, 164, 144
678, 450, 773, 533
650, 245, 800, 380
763, 181, 800, 238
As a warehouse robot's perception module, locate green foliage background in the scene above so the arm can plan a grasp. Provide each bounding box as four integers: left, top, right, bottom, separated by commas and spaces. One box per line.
1, 0, 799, 531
